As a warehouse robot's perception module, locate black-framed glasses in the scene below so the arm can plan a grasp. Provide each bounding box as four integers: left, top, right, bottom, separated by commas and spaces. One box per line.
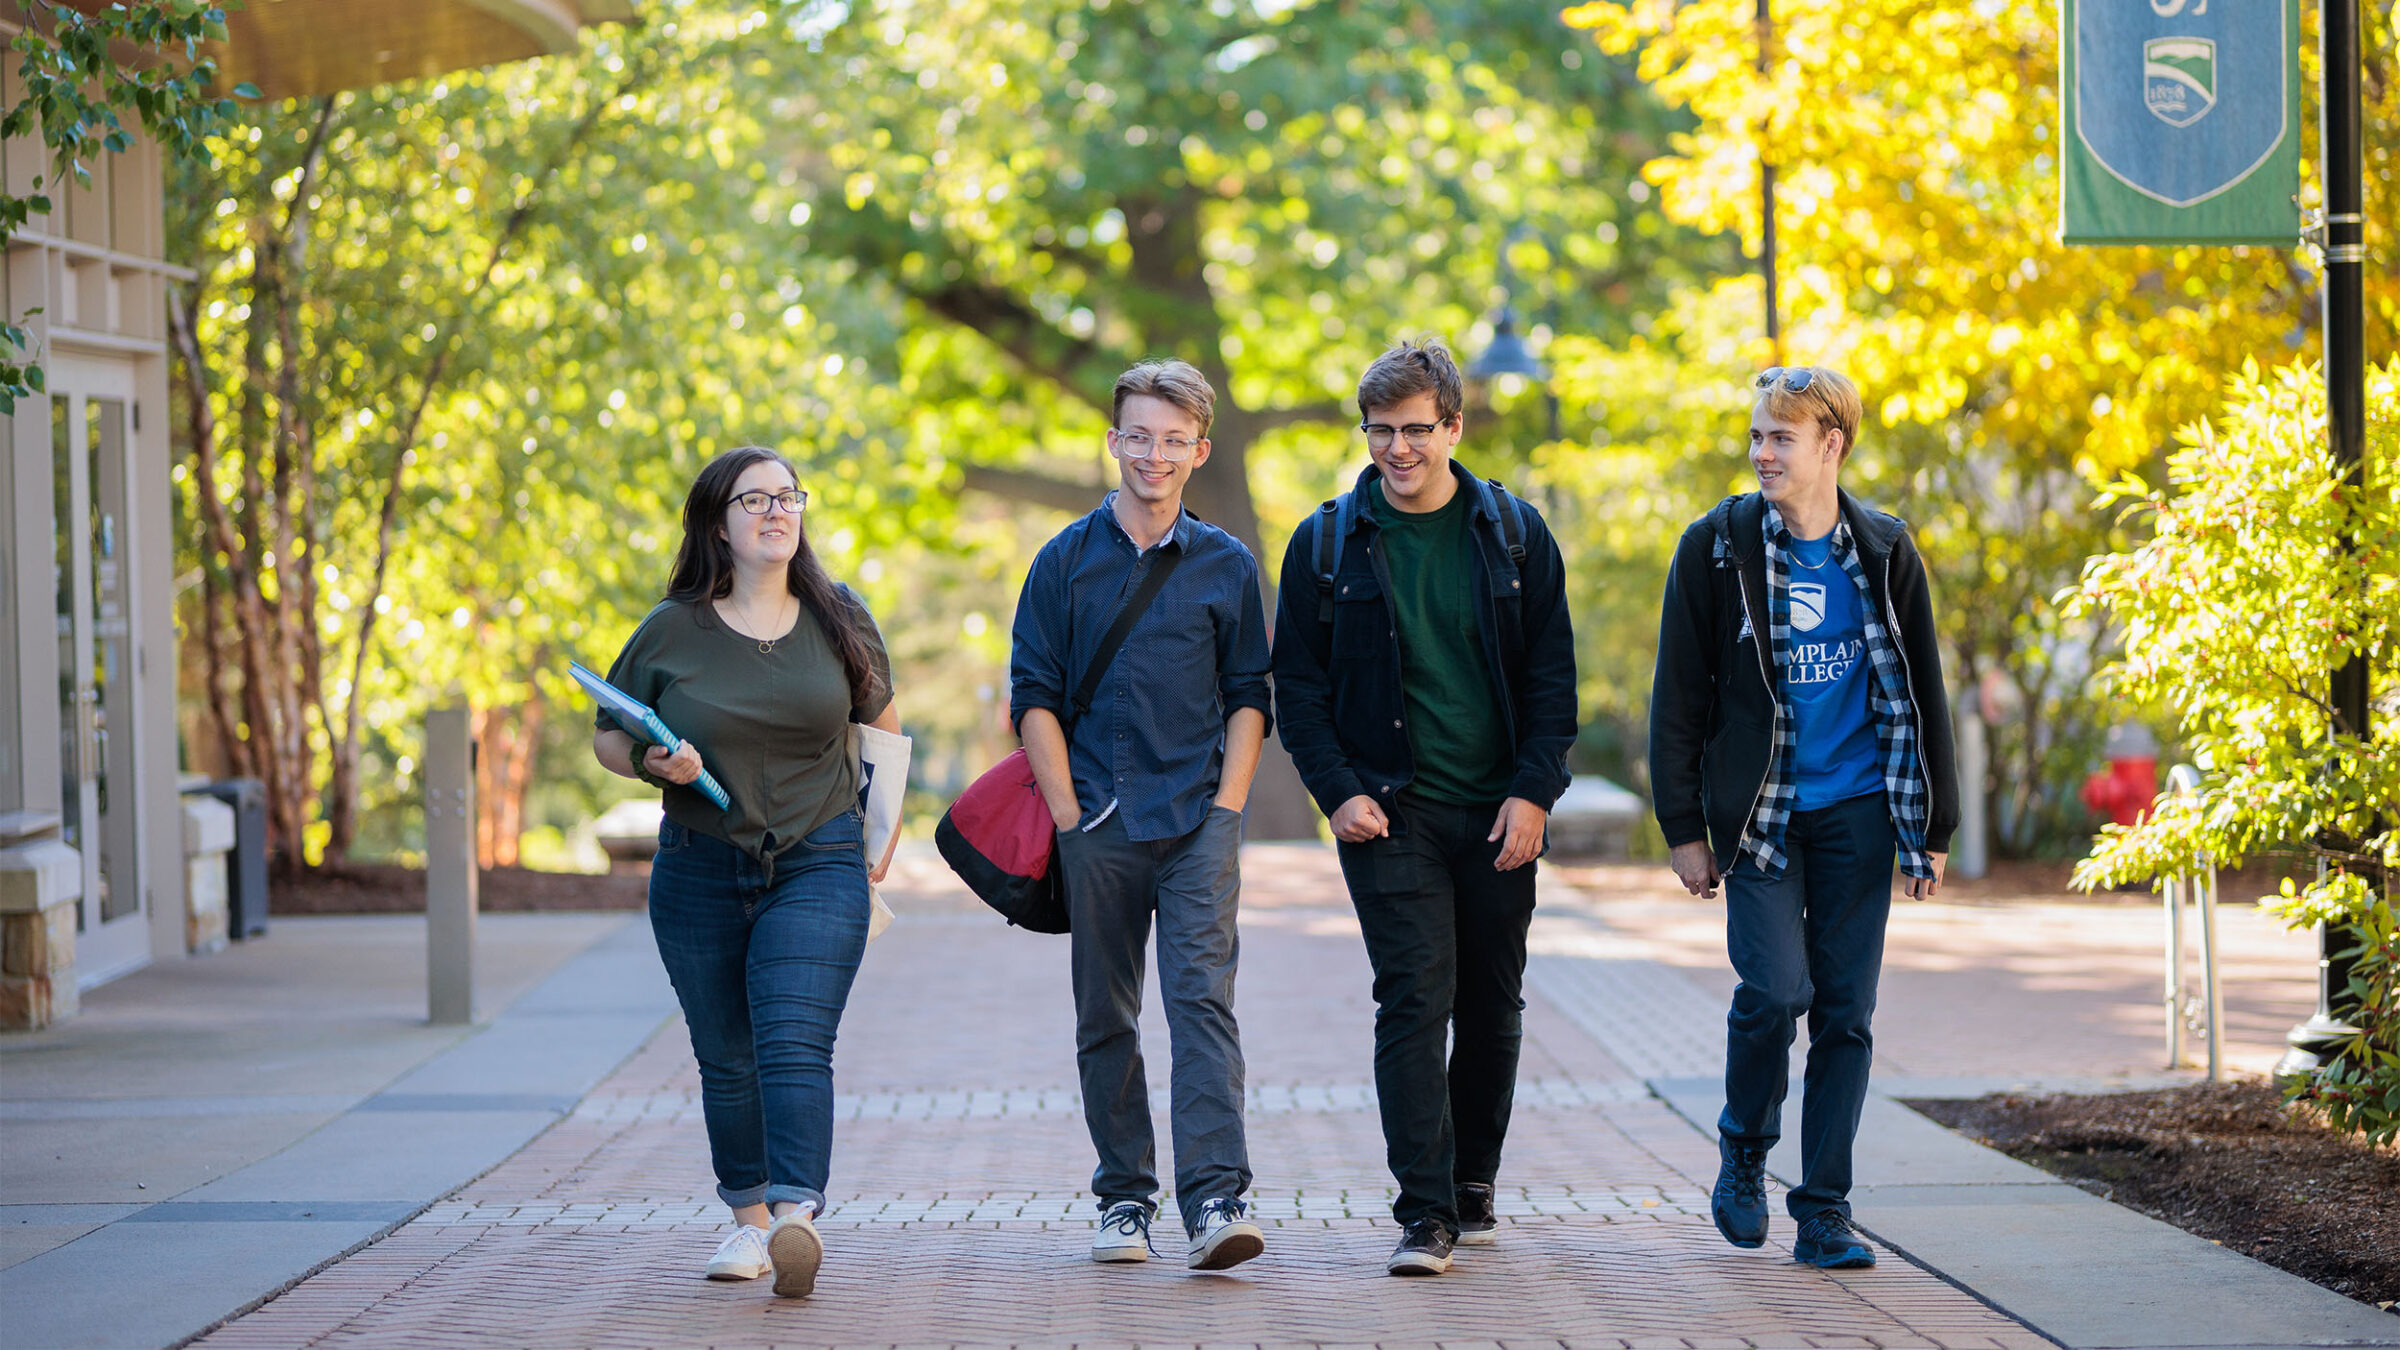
1754, 366, 1816, 394
731, 488, 808, 514
1111, 429, 1202, 462
1360, 419, 1453, 451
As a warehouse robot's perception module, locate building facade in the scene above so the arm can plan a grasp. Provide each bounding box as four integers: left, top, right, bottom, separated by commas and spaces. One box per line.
1, 0, 633, 1029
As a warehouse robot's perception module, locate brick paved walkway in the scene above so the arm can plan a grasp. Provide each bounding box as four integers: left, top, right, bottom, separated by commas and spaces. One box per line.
199, 846, 2043, 1349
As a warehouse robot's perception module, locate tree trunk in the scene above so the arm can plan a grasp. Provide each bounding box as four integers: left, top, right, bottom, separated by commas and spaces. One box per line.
474, 694, 546, 869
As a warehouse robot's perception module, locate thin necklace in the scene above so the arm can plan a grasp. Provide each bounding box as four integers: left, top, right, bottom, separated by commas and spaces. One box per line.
734, 588, 791, 654
1786, 535, 1835, 572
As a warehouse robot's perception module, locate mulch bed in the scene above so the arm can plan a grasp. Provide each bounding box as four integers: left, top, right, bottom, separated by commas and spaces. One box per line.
1912, 1080, 2400, 1310
272, 862, 648, 914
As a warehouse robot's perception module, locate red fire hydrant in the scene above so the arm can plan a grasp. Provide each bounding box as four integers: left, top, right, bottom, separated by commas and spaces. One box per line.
2081, 725, 2159, 829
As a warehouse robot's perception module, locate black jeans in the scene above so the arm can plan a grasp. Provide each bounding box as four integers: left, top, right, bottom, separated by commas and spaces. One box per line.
1717, 789, 1896, 1222
1056, 806, 1252, 1235
1336, 793, 1537, 1231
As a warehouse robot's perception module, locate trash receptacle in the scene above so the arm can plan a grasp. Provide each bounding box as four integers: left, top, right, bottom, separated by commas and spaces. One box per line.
192, 779, 268, 939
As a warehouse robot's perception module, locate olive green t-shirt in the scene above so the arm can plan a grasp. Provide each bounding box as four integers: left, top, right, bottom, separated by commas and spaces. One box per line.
1369, 484, 1514, 805
598, 593, 893, 859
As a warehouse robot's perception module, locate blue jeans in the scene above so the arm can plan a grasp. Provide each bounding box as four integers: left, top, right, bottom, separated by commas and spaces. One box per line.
1717, 790, 1895, 1222
648, 810, 871, 1214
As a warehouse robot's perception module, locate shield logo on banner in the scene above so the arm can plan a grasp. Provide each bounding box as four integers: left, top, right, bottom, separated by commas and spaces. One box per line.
2144, 38, 2215, 127
2076, 5, 2285, 206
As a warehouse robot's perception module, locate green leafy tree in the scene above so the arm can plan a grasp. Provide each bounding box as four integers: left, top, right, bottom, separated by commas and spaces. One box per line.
1558, 0, 2399, 851
3, 0, 255, 410
2067, 358, 2397, 1138
170, 6, 915, 866
763, 0, 1718, 831
786, 0, 1703, 560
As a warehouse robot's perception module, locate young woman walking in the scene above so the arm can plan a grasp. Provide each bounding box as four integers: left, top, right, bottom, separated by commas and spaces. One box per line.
593, 445, 901, 1298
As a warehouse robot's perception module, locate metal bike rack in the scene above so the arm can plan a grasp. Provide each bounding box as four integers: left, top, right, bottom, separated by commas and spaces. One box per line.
2160, 764, 2223, 1079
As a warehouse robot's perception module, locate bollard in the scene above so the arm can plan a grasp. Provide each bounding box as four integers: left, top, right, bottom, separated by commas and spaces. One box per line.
425, 707, 478, 1025
1954, 689, 1989, 881
2159, 765, 2222, 1079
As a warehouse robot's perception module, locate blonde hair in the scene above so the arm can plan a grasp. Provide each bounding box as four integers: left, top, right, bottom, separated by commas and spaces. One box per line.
1755, 366, 1862, 460
1113, 359, 1216, 437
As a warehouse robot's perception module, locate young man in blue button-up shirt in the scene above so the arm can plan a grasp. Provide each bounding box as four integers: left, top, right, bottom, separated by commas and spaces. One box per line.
1009, 359, 1274, 1272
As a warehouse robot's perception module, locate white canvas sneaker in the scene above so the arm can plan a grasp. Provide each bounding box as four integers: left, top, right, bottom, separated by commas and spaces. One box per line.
704, 1224, 770, 1281
1090, 1201, 1153, 1263
1185, 1197, 1265, 1271
767, 1205, 824, 1298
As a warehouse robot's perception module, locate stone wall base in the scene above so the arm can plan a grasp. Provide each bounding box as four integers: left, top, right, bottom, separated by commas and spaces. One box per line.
1, 904, 79, 1030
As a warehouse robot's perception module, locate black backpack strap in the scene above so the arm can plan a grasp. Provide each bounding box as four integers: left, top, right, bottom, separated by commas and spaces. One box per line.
1067, 544, 1185, 725
1312, 495, 1349, 624
1486, 477, 1528, 566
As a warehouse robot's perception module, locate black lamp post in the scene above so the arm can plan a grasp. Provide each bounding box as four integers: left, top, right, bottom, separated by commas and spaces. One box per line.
1466, 226, 1560, 441
2275, 0, 2373, 1082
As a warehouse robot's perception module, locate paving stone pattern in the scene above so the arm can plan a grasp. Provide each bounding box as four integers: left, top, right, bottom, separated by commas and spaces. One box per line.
199, 846, 2043, 1350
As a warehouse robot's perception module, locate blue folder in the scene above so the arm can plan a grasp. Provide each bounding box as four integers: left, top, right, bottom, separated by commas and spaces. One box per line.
568, 660, 732, 811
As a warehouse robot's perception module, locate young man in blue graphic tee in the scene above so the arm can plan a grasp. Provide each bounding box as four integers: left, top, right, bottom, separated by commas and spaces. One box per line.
1009, 359, 1273, 1272
1647, 367, 1959, 1269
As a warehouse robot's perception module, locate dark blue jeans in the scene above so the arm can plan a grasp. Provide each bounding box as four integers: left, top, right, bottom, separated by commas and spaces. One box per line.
1718, 789, 1896, 1222
649, 810, 871, 1214
1335, 793, 1538, 1231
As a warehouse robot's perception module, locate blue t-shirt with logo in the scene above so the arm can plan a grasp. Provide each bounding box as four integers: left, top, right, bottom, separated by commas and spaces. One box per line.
1784, 532, 1884, 811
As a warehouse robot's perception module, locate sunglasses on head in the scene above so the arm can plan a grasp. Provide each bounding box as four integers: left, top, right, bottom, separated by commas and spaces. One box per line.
1754, 366, 1816, 394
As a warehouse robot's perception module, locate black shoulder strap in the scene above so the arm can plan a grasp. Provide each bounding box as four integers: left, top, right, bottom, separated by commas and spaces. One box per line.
1312, 498, 1345, 623
1485, 478, 1528, 566
1068, 544, 1185, 725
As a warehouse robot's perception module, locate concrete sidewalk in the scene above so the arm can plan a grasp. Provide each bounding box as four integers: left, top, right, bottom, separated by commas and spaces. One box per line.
1, 911, 678, 1349
152, 845, 2391, 1350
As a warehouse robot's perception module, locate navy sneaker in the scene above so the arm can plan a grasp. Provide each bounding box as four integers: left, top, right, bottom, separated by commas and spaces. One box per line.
1792, 1210, 1876, 1268
1711, 1141, 1770, 1249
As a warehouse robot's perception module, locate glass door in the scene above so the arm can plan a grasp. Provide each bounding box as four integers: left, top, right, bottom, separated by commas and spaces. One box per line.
50, 362, 148, 985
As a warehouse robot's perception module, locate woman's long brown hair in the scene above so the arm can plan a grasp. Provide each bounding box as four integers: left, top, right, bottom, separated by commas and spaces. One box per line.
664, 446, 883, 708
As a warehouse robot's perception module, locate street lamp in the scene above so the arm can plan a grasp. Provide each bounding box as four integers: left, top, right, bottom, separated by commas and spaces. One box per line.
1466, 225, 1560, 442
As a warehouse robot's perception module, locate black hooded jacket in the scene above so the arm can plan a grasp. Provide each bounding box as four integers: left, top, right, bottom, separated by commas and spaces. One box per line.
1648, 490, 1959, 869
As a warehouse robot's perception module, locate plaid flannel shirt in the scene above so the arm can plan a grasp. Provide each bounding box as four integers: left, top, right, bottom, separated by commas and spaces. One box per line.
1735, 503, 1935, 880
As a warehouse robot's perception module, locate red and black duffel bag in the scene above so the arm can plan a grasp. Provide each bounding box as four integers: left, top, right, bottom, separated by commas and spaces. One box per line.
934, 747, 1067, 932
935, 546, 1183, 933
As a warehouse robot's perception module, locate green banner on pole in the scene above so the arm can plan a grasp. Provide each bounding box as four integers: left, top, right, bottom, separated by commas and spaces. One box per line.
2061, 0, 2300, 245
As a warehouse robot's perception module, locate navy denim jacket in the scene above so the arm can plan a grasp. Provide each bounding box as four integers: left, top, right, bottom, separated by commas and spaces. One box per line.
1271, 462, 1578, 821
1009, 494, 1273, 842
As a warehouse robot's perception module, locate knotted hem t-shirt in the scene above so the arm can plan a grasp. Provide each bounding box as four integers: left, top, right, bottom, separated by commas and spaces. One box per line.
598, 591, 893, 860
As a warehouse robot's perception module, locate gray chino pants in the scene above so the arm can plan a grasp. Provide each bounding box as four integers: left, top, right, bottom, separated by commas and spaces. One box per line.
1056, 805, 1252, 1235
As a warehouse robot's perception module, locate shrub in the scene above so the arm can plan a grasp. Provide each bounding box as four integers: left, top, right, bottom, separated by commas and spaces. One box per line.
2065, 358, 2398, 1140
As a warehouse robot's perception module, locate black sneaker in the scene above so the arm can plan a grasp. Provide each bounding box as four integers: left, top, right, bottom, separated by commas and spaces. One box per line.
1711, 1141, 1770, 1249
1792, 1210, 1876, 1269
1455, 1183, 1498, 1246
1386, 1218, 1455, 1276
